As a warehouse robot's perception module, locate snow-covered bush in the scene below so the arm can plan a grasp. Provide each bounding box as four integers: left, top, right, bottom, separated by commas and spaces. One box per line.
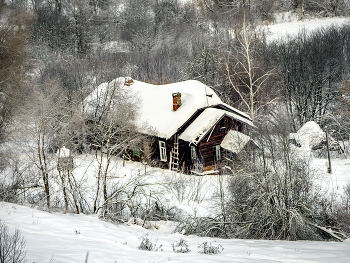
220, 117, 330, 240
98, 171, 183, 225
166, 172, 208, 204
176, 115, 347, 241
222, 116, 348, 240
172, 238, 190, 253
344, 181, 350, 210
198, 241, 223, 255
138, 234, 163, 251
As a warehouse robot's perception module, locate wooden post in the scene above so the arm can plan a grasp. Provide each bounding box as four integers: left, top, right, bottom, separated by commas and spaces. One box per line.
326, 127, 332, 174
169, 150, 173, 170
143, 162, 147, 175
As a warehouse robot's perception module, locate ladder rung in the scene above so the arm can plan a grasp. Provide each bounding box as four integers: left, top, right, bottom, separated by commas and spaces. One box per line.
171, 139, 179, 171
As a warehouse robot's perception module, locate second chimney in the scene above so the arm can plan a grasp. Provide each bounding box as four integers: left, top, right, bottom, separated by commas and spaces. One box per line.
172, 92, 182, 111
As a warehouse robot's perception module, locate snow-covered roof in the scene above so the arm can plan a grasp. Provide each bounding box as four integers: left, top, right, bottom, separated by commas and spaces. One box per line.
179, 108, 253, 144
84, 77, 252, 139
221, 130, 251, 154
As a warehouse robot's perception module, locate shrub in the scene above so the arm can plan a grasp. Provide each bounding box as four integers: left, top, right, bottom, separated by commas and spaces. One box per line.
0, 221, 27, 263
172, 238, 190, 253
198, 241, 223, 255
138, 234, 163, 251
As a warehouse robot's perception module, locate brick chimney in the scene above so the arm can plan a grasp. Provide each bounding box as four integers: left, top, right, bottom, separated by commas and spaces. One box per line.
172, 92, 181, 111
124, 77, 134, 86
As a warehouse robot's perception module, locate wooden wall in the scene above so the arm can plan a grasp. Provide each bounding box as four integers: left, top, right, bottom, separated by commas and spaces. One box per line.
198, 116, 242, 171
149, 116, 247, 173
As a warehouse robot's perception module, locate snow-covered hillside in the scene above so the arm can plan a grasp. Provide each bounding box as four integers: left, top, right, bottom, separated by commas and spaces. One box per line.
2, 5, 350, 263
266, 12, 350, 41
1, 145, 350, 262
1, 202, 350, 263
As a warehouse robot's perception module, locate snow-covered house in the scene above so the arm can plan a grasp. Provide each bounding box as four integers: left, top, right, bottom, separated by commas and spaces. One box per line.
85, 77, 254, 174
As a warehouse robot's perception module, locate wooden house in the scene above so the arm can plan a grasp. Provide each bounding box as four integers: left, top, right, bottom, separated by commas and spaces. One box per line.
85, 77, 254, 174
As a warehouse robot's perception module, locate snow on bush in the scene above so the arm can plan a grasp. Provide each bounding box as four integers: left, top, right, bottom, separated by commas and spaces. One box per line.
172, 238, 191, 253
0, 222, 27, 263
198, 241, 223, 255
138, 234, 163, 251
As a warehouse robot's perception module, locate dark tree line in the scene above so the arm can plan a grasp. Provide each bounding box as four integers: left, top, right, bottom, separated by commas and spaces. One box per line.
0, 0, 350, 239
265, 25, 350, 130
1, 0, 350, 159
1, 0, 350, 151
0, 2, 34, 140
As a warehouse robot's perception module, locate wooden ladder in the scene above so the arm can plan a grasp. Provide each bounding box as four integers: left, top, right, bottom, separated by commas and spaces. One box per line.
170, 135, 179, 172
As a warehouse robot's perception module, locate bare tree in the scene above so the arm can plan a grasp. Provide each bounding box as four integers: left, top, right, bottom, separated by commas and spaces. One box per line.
84, 78, 142, 213
225, 15, 274, 120
0, 222, 26, 263
15, 79, 69, 209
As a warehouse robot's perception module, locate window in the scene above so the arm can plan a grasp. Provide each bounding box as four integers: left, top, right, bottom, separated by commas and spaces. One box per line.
191, 145, 197, 160
159, 141, 167, 161
215, 145, 221, 161
220, 118, 226, 129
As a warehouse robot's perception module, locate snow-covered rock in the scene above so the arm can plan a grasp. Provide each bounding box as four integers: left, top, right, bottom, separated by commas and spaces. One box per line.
290, 121, 341, 153
290, 121, 326, 150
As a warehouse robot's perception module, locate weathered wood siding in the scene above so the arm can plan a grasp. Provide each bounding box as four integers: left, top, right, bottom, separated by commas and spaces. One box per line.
198, 116, 244, 170
147, 116, 248, 173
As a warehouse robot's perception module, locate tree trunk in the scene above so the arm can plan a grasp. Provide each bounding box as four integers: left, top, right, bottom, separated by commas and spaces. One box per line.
38, 133, 50, 209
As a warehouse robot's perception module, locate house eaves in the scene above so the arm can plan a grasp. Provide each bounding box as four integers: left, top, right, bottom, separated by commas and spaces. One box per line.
179, 108, 254, 145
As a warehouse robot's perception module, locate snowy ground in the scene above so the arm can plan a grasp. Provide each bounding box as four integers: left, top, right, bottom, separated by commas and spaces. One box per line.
313, 158, 350, 197
266, 14, 350, 41
2, 11, 350, 263
1, 202, 350, 263
1, 152, 350, 263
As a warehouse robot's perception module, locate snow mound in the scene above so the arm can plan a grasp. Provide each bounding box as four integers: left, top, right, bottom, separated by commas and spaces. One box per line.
291, 121, 325, 149
297, 121, 325, 148
57, 146, 71, 158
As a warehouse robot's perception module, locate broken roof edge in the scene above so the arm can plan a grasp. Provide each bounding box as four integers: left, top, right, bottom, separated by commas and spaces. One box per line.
221, 130, 251, 154
179, 108, 254, 145
173, 105, 253, 141
193, 112, 253, 145
214, 103, 252, 121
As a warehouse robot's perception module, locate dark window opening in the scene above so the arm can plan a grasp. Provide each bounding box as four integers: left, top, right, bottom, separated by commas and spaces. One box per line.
220, 118, 226, 129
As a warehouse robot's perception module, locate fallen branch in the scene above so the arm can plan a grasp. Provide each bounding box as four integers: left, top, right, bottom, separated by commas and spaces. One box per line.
307, 222, 346, 242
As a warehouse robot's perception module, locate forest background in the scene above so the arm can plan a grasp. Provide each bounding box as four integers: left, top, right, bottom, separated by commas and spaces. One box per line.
1, 1, 350, 256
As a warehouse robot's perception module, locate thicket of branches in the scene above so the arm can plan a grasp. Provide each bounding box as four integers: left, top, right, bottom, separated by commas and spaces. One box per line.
0, 222, 27, 263
2, 0, 350, 126
176, 113, 349, 241
1, 0, 350, 241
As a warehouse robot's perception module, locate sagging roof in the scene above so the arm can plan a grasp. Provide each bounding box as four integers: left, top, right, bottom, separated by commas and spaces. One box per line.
84, 77, 253, 139
179, 108, 253, 144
